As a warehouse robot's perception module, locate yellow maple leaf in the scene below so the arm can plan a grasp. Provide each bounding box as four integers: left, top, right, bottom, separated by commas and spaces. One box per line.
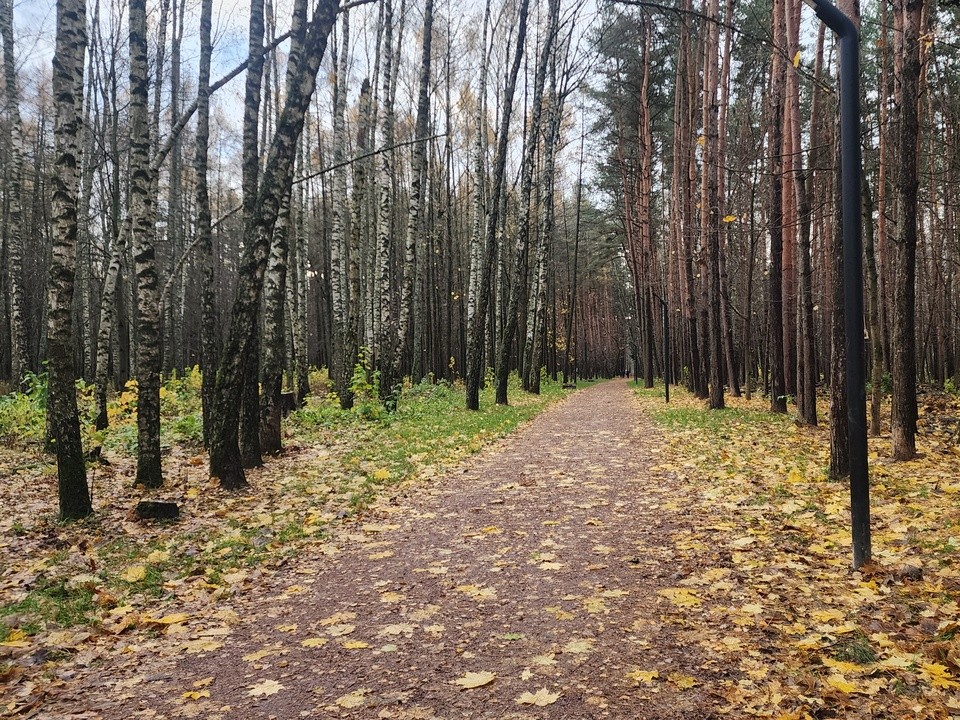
121, 565, 147, 582
583, 597, 607, 613
456, 584, 497, 601
516, 688, 560, 706
319, 611, 357, 625
920, 662, 960, 689
325, 623, 356, 637
822, 657, 862, 674
275, 624, 297, 633
341, 639, 369, 649
181, 639, 222, 654
812, 609, 845, 623
668, 673, 698, 689
454, 671, 496, 689
372, 468, 392, 480
563, 639, 594, 654
825, 673, 857, 694
335, 689, 369, 708
301, 637, 328, 647
658, 588, 701, 607
144, 612, 190, 626
722, 214, 738, 223
793, 50, 802, 68
626, 669, 659, 686
182, 689, 210, 700
532, 653, 557, 666
247, 678, 284, 697
146, 550, 170, 563
878, 653, 915, 670
242, 645, 284, 662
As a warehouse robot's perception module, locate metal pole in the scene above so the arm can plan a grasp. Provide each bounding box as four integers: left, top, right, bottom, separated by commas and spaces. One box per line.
662, 299, 670, 403
805, 0, 871, 569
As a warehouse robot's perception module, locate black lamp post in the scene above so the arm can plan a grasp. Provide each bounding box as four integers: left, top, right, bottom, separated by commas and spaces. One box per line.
661, 297, 669, 404
803, 0, 871, 569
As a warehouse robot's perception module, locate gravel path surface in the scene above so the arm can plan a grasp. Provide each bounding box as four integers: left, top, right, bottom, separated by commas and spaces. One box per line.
44, 380, 725, 719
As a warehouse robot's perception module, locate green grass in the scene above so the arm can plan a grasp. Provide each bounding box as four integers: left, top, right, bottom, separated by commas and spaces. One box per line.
0, 577, 97, 637
292, 374, 571, 515
3, 370, 576, 643
832, 634, 878, 665
640, 398, 788, 434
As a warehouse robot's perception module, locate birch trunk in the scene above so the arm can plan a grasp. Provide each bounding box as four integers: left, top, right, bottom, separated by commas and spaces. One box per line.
238, 0, 267, 469
1, 0, 30, 386
194, 0, 217, 446
396, 0, 434, 383
130, 0, 163, 487
47, 0, 91, 518
466, 0, 530, 411
330, 11, 351, 407
208, 0, 339, 489
259, 0, 307, 454
495, 0, 557, 405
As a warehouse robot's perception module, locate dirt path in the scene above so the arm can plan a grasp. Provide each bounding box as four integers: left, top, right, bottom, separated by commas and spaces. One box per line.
48, 381, 726, 719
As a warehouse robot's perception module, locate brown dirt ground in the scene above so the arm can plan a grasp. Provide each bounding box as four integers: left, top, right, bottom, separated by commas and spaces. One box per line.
37, 380, 732, 719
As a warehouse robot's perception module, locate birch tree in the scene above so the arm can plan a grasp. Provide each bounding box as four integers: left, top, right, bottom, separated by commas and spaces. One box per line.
208, 0, 340, 489
0, 0, 29, 387
47, 0, 92, 519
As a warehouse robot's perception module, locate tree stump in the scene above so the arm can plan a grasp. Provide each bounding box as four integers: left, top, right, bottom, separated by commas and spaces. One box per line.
134, 501, 180, 521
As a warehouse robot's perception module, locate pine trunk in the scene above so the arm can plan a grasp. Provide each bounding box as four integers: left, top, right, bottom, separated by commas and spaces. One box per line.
891, 0, 922, 460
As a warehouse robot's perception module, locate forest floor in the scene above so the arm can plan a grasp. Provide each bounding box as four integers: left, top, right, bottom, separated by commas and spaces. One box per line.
3, 378, 960, 718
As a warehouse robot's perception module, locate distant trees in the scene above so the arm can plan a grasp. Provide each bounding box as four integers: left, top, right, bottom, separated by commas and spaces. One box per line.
5, 0, 958, 515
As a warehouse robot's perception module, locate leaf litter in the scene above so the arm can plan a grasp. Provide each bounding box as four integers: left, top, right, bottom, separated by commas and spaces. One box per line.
4, 380, 960, 717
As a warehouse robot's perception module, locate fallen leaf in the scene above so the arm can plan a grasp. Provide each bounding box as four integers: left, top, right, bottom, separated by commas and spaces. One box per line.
825, 674, 857, 694
121, 565, 147, 582
379, 623, 416, 636
335, 689, 370, 708
532, 653, 557, 666
516, 688, 560, 706
668, 673, 697, 689
563, 639, 594, 654
243, 646, 285, 662
326, 623, 356, 637
247, 678, 284, 697
454, 671, 496, 689
456, 584, 497, 601
181, 639, 222, 653
626, 669, 659, 686
319, 612, 357, 625
146, 550, 170, 563
301, 637, 328, 648
182, 690, 210, 700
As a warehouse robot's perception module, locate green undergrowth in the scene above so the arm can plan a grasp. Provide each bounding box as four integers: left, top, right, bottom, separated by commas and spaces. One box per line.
292, 373, 573, 511
1, 370, 576, 642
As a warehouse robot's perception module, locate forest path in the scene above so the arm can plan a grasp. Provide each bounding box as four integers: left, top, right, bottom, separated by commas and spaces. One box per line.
59, 380, 725, 719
